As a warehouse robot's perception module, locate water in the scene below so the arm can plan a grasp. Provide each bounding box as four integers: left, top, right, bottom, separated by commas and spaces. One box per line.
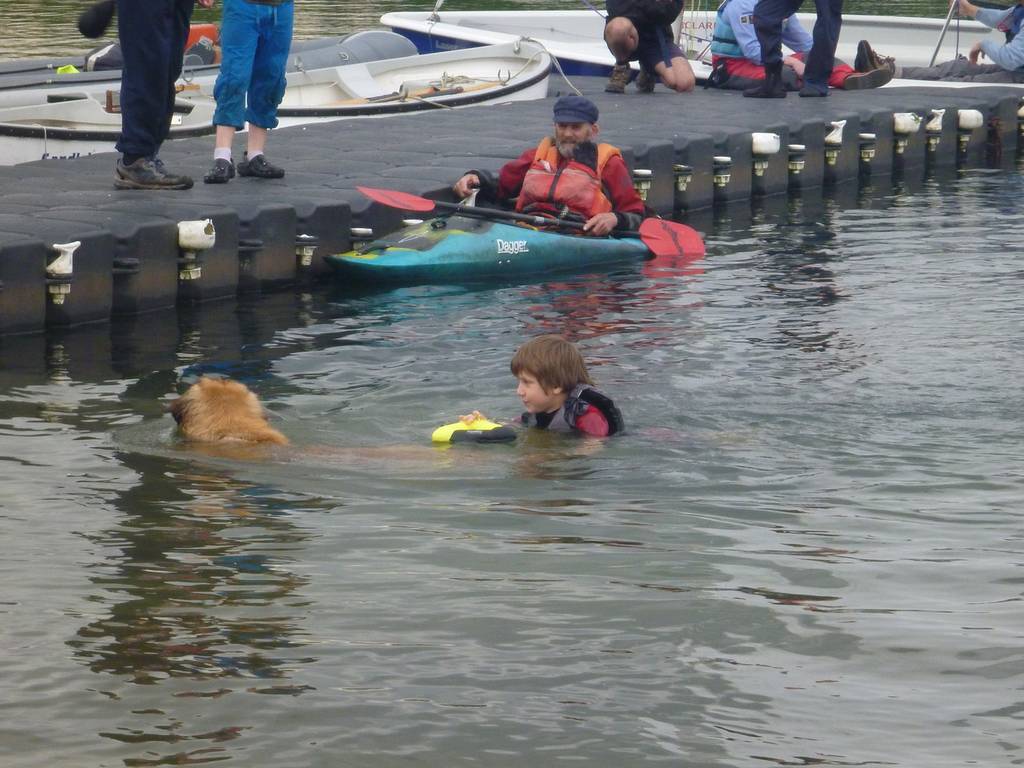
0, 164, 1021, 766
1, 0, 960, 61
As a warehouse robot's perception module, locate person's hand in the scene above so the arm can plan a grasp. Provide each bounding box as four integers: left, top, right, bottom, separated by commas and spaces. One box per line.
969, 40, 984, 64
459, 410, 485, 424
783, 56, 806, 77
956, 0, 978, 19
453, 173, 480, 199
583, 212, 618, 236
197, 0, 215, 7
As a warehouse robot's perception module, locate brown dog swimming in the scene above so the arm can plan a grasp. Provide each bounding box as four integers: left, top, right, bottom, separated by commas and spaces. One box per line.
169, 376, 288, 445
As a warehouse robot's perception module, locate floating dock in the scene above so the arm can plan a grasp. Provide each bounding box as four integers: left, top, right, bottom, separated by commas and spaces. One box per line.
0, 78, 1021, 336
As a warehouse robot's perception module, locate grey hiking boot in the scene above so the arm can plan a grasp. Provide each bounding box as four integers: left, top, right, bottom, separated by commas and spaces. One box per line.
635, 68, 655, 93
114, 156, 193, 190
605, 63, 631, 94
237, 153, 284, 179
203, 157, 236, 184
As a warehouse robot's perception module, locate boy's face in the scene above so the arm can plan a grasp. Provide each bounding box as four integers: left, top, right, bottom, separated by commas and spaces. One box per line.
516, 370, 566, 414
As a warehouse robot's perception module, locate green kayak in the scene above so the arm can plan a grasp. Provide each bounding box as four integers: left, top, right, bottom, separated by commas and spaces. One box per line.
324, 214, 652, 284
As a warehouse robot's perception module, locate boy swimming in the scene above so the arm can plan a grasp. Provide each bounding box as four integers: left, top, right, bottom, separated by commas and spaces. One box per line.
455, 334, 624, 439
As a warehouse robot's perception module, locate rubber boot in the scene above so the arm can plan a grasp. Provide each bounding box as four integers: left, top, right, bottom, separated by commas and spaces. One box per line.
743, 61, 785, 99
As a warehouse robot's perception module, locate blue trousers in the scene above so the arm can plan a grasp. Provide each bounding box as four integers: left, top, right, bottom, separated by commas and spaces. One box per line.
753, 0, 843, 91
213, 0, 294, 131
115, 0, 194, 157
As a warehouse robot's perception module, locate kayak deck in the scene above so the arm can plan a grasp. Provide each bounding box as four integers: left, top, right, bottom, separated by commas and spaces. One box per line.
325, 215, 651, 284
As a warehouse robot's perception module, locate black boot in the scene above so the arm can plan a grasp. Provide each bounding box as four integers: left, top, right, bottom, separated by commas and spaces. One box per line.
744, 61, 786, 99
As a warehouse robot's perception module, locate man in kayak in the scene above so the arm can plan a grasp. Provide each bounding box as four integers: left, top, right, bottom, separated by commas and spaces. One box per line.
113, 0, 214, 190
203, 0, 295, 183
744, 0, 844, 98
451, 95, 646, 237
603, 0, 696, 93
707, 0, 892, 92
858, 0, 1024, 84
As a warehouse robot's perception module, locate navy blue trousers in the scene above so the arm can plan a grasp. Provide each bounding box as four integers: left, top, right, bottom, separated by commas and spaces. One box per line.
115, 0, 194, 157
752, 0, 843, 90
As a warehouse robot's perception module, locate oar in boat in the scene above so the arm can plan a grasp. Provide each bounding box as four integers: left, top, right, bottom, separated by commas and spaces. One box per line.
356, 185, 705, 260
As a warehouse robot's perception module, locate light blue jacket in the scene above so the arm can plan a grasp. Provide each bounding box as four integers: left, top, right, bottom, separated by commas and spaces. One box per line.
976, 5, 1024, 71
711, 0, 812, 63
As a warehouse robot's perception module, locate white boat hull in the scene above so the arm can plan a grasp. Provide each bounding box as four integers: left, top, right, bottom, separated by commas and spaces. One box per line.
187, 39, 552, 127
0, 96, 215, 166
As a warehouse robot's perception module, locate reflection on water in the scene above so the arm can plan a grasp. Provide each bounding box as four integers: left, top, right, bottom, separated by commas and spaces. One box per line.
1, 166, 1022, 767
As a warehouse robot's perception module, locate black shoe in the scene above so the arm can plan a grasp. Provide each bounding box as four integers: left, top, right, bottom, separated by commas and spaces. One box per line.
203, 157, 236, 184
114, 156, 193, 190
854, 39, 887, 73
237, 153, 284, 179
744, 64, 786, 98
842, 65, 894, 90
799, 85, 829, 97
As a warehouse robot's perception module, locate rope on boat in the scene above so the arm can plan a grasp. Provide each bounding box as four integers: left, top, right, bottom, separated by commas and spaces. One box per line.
516, 36, 585, 96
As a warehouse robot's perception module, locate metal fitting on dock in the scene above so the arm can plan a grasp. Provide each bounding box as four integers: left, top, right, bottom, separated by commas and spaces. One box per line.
350, 227, 375, 242
957, 109, 984, 154
712, 156, 732, 187
751, 132, 780, 177
632, 168, 653, 201
893, 112, 922, 154
824, 120, 846, 166
925, 109, 945, 152
45, 241, 79, 305
177, 219, 215, 281
672, 164, 692, 193
295, 234, 319, 268
859, 133, 877, 164
788, 144, 806, 175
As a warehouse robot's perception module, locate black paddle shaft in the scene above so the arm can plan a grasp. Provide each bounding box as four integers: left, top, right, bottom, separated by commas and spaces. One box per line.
431, 200, 640, 239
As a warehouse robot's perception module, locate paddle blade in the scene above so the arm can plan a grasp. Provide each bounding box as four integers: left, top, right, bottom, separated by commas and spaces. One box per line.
357, 185, 437, 213
639, 218, 705, 260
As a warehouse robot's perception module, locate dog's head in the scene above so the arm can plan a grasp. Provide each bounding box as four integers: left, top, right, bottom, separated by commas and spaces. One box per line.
169, 377, 288, 445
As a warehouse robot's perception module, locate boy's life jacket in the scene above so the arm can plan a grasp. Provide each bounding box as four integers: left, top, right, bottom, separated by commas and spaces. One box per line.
520, 384, 625, 436
515, 137, 622, 220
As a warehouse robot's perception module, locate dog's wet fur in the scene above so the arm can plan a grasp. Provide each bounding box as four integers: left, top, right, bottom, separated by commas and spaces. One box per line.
169, 377, 288, 445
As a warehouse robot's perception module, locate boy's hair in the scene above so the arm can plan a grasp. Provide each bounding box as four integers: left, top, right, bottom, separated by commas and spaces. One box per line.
510, 334, 594, 392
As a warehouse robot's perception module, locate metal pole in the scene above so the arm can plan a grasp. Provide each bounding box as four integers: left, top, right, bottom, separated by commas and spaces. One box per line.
929, 0, 960, 67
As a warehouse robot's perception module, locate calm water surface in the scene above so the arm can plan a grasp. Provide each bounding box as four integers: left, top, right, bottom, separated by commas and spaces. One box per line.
0, 166, 1021, 766
2, 0, 958, 59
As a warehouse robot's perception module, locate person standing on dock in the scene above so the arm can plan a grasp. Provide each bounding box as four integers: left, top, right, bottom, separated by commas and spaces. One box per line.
744, 0, 843, 98
204, 0, 294, 184
113, 0, 214, 190
451, 95, 646, 236
858, 0, 1024, 84
603, 0, 696, 94
708, 0, 891, 92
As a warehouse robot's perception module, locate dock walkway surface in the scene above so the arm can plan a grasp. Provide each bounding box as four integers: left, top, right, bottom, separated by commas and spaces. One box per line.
0, 78, 1021, 336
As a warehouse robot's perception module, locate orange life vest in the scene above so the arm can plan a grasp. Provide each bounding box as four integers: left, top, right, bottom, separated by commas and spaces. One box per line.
515, 137, 622, 220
